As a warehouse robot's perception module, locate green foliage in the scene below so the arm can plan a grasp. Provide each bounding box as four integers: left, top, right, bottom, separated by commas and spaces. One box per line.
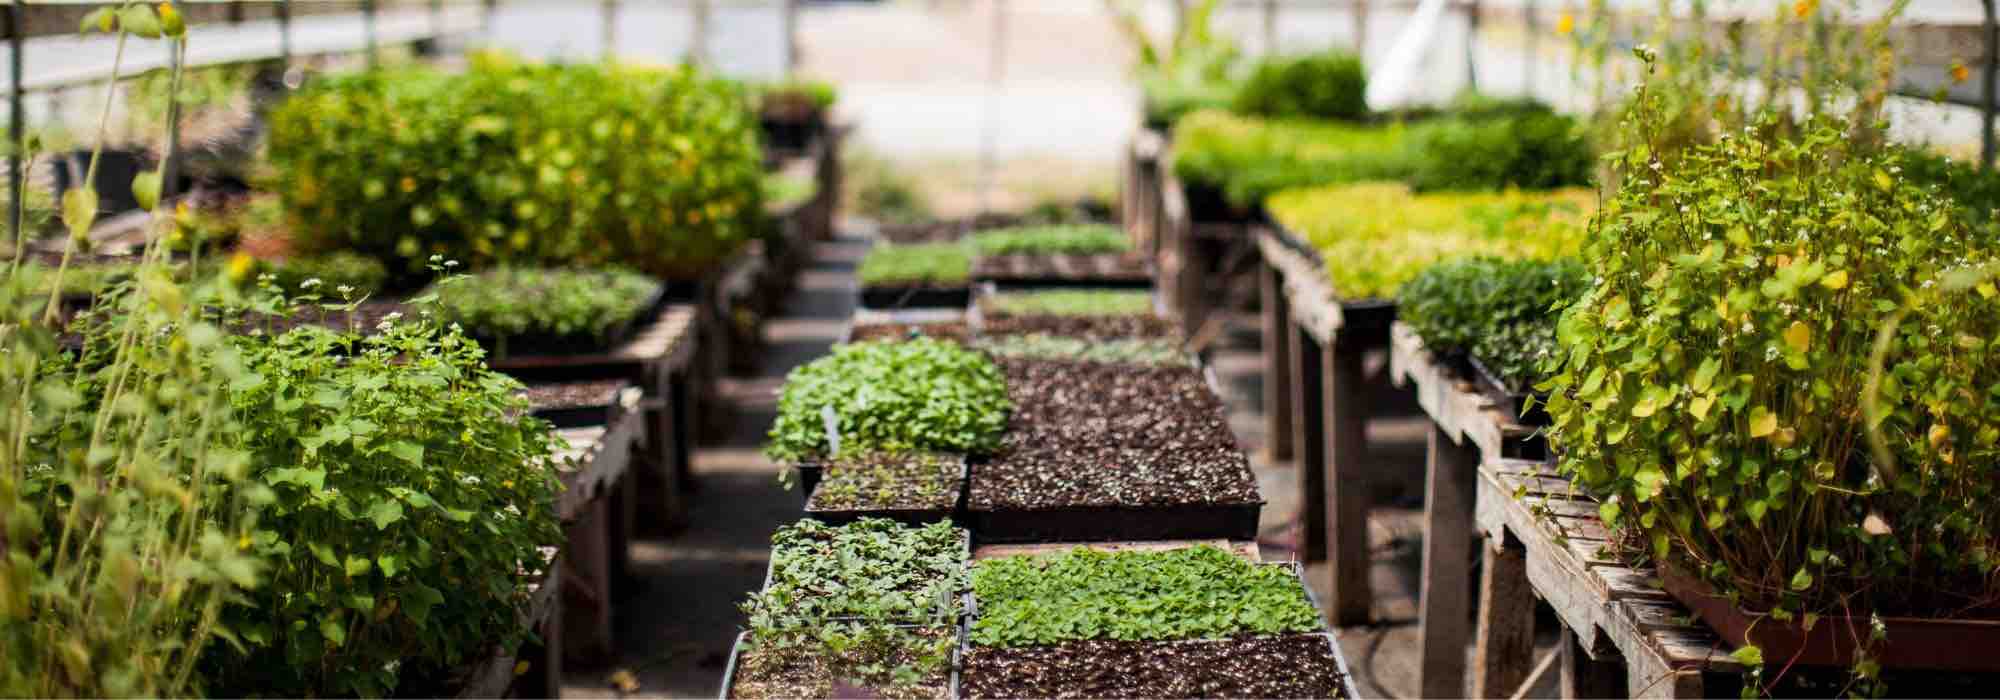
1266, 183, 1593, 299
1894, 145, 2000, 223
1110, 0, 1243, 129
1409, 110, 1595, 192
749, 78, 837, 112
1543, 104, 2000, 621
202, 315, 563, 697
1232, 50, 1367, 121
983, 289, 1153, 317
1398, 256, 1589, 391
964, 224, 1129, 257
974, 333, 1188, 368
847, 151, 931, 226
968, 546, 1321, 648
766, 338, 1010, 461
1171, 109, 1418, 209
807, 452, 960, 511
761, 171, 819, 211
856, 244, 971, 287
259, 252, 389, 297
266, 57, 763, 280
743, 518, 966, 627
428, 267, 658, 345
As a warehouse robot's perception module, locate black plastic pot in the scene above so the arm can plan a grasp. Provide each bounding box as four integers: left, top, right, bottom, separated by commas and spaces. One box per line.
1182, 181, 1258, 225
857, 284, 972, 310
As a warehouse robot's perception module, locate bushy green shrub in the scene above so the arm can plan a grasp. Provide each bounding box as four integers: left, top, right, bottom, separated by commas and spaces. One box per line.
1171, 110, 1418, 209
1409, 111, 1595, 192
964, 224, 1129, 256
1895, 145, 2000, 223
1397, 256, 1588, 391
856, 243, 971, 287
1266, 183, 1593, 299
1232, 50, 1367, 121
203, 319, 563, 696
429, 267, 659, 343
766, 337, 1010, 461
267, 57, 763, 281
1544, 110, 2000, 623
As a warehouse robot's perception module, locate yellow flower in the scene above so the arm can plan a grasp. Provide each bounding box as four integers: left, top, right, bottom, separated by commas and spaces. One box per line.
502, 480, 515, 489
1555, 12, 1575, 36
1792, 0, 1816, 19
237, 535, 253, 550
225, 253, 256, 283
1952, 60, 1971, 85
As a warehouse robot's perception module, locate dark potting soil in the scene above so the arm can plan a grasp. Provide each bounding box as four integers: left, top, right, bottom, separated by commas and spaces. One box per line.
519, 378, 627, 411
979, 313, 1176, 341
999, 358, 1232, 439
848, 321, 974, 345
961, 635, 1347, 699
971, 442, 1259, 510
971, 253, 1150, 282
731, 627, 954, 700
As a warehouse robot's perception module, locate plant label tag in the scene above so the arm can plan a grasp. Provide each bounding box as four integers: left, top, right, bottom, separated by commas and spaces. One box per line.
820, 404, 841, 456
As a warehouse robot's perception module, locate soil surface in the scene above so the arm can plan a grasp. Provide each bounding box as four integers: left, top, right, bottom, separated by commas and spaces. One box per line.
730, 627, 954, 699
848, 321, 973, 345
972, 252, 1150, 283
978, 313, 1176, 340
961, 634, 1347, 699
971, 358, 1257, 510
520, 378, 628, 411
806, 453, 961, 512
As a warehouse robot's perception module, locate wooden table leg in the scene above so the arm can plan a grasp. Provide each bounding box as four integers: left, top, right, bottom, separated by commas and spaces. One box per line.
513, 578, 564, 698
671, 368, 697, 491
1561, 628, 1625, 700
1323, 335, 1372, 626
1290, 322, 1326, 563
608, 471, 636, 591
561, 497, 613, 661
1418, 423, 1477, 697
1262, 263, 1294, 462
1473, 531, 1535, 699
639, 368, 689, 535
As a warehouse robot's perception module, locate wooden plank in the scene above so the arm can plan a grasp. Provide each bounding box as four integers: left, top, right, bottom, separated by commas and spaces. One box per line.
1254, 229, 1343, 343
1477, 468, 1610, 654
1291, 320, 1327, 563
562, 495, 614, 661
972, 539, 1260, 561
1561, 627, 1626, 700
1418, 424, 1478, 698
1323, 336, 1371, 625
1473, 533, 1537, 700
1262, 262, 1294, 461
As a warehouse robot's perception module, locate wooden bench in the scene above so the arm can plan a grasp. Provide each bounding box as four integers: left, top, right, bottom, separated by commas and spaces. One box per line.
1389, 321, 1742, 698
551, 388, 645, 663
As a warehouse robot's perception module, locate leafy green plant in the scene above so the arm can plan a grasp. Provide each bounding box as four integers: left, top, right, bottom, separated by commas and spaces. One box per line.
1108, 0, 1244, 129
1542, 97, 2000, 649
1232, 49, 1367, 121
1266, 183, 1593, 300
968, 546, 1320, 648
1398, 256, 1589, 392
974, 333, 1188, 367
982, 289, 1153, 318
428, 267, 659, 346
259, 252, 389, 297
1894, 145, 2000, 224
964, 224, 1129, 257
1408, 110, 1595, 192
748, 78, 837, 114
732, 624, 954, 700
762, 171, 819, 211
744, 518, 966, 626
1, 8, 269, 696
766, 338, 1010, 461
267, 56, 763, 281
856, 243, 970, 287
1171, 110, 1417, 210
847, 151, 931, 226
201, 312, 564, 697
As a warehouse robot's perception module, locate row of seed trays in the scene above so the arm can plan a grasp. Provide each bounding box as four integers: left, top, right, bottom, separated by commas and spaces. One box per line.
2, 11, 813, 695
854, 223, 1152, 310
722, 287, 1353, 697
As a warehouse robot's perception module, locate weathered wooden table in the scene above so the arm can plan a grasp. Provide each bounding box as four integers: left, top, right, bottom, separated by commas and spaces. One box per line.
1390, 321, 1742, 698
551, 388, 645, 663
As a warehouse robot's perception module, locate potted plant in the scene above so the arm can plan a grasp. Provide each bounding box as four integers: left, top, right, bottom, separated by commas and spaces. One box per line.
1397, 256, 1590, 425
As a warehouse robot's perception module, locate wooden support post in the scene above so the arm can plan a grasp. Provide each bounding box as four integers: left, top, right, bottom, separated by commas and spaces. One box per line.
783, 0, 800, 77
1263, 0, 1278, 55
161, 38, 184, 200
1472, 532, 1535, 699
1289, 322, 1326, 563
602, 0, 617, 62
1983, 0, 1996, 170
1262, 263, 1294, 462
690, 0, 712, 67
1323, 335, 1372, 625
1353, 0, 1369, 57
562, 497, 614, 660
639, 366, 689, 535
608, 469, 637, 589
277, 0, 291, 66
7, 0, 21, 245
1560, 628, 1625, 700
1417, 423, 1476, 698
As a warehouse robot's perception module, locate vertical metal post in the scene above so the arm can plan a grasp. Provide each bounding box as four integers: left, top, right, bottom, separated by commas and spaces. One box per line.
1465, 0, 1480, 92
1353, 0, 1369, 58
602, 0, 617, 61
483, 0, 498, 40
1983, 0, 1996, 170
162, 34, 184, 200
7, 0, 21, 244
977, 0, 1007, 215
689, 0, 711, 67
783, 0, 799, 77
430, 0, 443, 38
278, 0, 292, 66
364, 0, 379, 70
1263, 0, 1278, 55
1523, 0, 1535, 99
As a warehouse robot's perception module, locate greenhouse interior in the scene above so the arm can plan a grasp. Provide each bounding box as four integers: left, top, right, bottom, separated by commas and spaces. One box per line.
5, 0, 2000, 698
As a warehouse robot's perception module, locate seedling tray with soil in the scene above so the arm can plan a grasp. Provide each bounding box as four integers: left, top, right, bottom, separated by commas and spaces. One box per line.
972, 253, 1153, 289
970, 286, 1176, 340
802, 453, 967, 526
960, 633, 1349, 699
520, 378, 634, 429
1468, 354, 1550, 427
858, 284, 973, 310
750, 519, 971, 626
844, 320, 974, 345
719, 626, 959, 700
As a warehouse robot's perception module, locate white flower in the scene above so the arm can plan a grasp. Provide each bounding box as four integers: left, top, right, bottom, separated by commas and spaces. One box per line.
504, 504, 522, 517
429, 254, 444, 263
460, 474, 482, 485
337, 284, 355, 295
300, 278, 323, 289
1764, 346, 1780, 362
384, 312, 404, 323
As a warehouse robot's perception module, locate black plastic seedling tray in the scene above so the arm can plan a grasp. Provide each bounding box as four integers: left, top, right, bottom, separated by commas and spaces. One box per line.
477, 281, 671, 359
858, 284, 973, 310
717, 627, 962, 700
964, 499, 1262, 545
1469, 354, 1550, 428
803, 460, 968, 528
